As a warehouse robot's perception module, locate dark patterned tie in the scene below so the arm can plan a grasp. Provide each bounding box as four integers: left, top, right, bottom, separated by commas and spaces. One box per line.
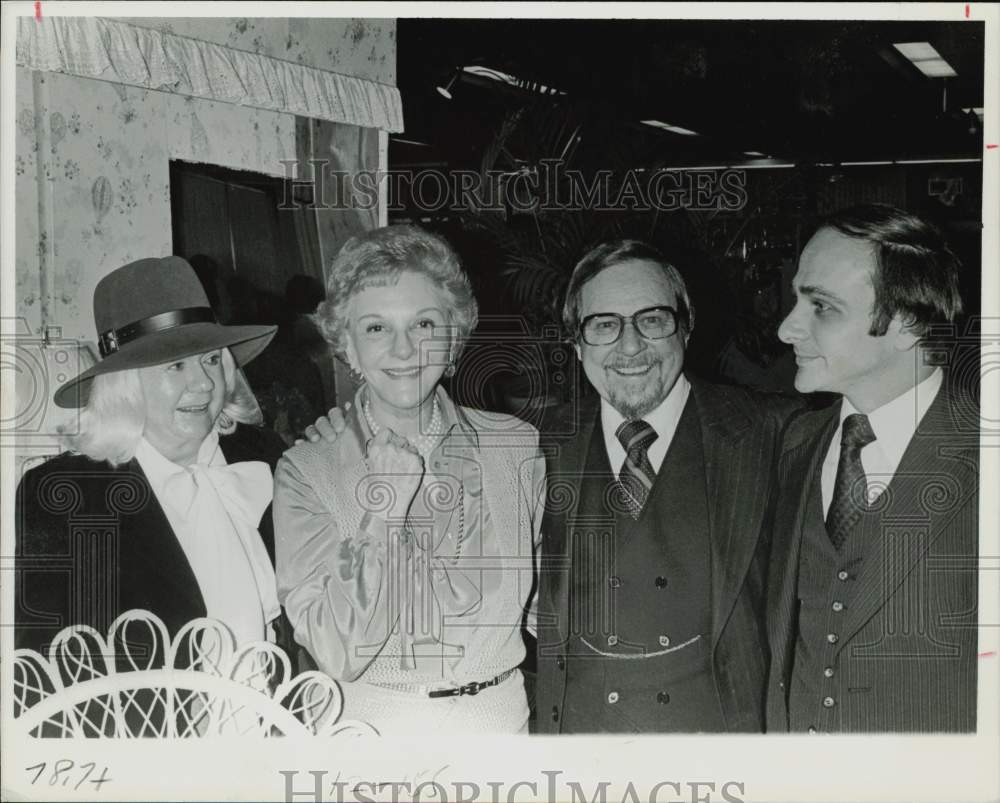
615, 419, 659, 520
826, 413, 877, 550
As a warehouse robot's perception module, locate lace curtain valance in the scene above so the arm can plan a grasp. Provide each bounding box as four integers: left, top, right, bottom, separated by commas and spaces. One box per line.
16, 16, 404, 132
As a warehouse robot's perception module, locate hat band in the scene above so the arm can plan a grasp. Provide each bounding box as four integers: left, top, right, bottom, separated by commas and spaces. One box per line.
98, 306, 217, 358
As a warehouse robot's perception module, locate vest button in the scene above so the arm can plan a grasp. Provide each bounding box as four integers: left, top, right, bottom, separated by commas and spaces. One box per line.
607, 691, 620, 704
658, 635, 671, 647
607, 635, 619, 646
657, 691, 670, 704
608, 576, 621, 588
837, 570, 849, 581
551, 706, 560, 722
824, 667, 835, 678
832, 601, 844, 612
556, 656, 566, 670
823, 696, 836, 708
655, 576, 668, 588
826, 633, 839, 644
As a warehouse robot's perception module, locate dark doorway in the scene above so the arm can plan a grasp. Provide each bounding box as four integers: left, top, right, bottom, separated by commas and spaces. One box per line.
169, 160, 311, 299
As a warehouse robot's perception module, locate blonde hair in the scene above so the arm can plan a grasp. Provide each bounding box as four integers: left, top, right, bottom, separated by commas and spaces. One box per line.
315, 224, 479, 364
59, 348, 262, 466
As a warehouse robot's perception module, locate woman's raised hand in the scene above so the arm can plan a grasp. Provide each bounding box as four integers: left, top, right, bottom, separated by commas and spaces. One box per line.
362, 427, 424, 522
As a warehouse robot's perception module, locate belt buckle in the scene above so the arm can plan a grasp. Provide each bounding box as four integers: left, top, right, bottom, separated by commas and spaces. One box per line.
428, 685, 462, 699
427, 673, 505, 699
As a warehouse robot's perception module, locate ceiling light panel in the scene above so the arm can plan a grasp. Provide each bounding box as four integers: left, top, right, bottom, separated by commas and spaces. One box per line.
915, 59, 958, 78
892, 42, 957, 78
893, 42, 940, 61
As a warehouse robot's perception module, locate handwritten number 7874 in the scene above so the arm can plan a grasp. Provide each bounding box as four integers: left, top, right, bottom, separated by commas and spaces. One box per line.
25, 760, 112, 790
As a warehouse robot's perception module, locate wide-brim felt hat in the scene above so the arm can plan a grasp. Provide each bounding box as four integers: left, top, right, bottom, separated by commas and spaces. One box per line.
54, 256, 277, 408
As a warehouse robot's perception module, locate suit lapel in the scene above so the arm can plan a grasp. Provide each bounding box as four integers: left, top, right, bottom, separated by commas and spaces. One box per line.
766, 407, 838, 663
688, 379, 762, 650
543, 398, 599, 646
838, 385, 977, 647
118, 460, 206, 619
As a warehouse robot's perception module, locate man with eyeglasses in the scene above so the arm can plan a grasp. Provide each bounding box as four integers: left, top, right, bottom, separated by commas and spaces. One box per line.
532, 239, 799, 733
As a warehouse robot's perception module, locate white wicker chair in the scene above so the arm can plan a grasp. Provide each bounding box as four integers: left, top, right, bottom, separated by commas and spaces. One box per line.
13, 610, 379, 739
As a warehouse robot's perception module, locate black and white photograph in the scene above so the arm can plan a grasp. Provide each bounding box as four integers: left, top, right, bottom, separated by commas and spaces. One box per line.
1, 2, 997, 801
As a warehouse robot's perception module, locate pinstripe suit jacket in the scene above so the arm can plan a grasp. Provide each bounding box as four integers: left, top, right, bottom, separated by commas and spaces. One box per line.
765, 379, 979, 732
534, 375, 800, 732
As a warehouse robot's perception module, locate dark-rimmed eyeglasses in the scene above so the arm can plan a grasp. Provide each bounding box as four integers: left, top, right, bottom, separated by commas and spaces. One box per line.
579, 306, 680, 346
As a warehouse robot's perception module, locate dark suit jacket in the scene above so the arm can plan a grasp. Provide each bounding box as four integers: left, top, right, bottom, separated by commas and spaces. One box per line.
765, 379, 979, 732
14, 424, 294, 658
534, 376, 800, 733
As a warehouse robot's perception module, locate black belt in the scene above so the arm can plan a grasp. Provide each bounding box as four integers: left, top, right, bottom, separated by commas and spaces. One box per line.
427, 668, 516, 698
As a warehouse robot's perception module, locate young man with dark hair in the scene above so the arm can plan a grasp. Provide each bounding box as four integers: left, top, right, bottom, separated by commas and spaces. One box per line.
767, 203, 978, 732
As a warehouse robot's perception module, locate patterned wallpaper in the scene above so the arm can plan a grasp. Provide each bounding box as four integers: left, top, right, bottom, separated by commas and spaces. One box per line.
14, 68, 41, 335
14, 67, 298, 344
15, 17, 395, 340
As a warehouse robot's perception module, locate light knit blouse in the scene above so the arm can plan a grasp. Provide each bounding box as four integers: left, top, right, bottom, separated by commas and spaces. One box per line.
273, 386, 545, 690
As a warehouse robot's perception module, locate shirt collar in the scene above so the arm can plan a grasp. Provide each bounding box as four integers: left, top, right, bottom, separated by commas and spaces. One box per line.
135, 430, 224, 491
601, 373, 691, 445
839, 367, 942, 460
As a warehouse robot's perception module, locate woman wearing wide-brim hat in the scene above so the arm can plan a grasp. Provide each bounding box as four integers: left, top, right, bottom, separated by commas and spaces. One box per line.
14, 256, 298, 662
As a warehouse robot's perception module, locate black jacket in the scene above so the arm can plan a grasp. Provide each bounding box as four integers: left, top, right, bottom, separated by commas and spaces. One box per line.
765, 378, 979, 732
14, 424, 297, 660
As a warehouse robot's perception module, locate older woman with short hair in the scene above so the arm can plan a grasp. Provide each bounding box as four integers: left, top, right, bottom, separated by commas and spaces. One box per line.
15, 257, 291, 654
274, 225, 545, 735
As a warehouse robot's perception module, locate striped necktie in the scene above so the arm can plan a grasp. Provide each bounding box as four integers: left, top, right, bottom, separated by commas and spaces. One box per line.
615, 419, 658, 520
826, 413, 877, 550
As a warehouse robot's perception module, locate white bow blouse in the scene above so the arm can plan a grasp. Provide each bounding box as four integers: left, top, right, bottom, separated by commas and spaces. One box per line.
135, 431, 280, 646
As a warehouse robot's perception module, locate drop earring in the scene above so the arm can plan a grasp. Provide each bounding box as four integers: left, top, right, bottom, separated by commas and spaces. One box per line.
215, 411, 235, 434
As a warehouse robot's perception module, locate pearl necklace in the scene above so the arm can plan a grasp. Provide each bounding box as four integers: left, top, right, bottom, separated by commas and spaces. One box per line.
363, 396, 444, 460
